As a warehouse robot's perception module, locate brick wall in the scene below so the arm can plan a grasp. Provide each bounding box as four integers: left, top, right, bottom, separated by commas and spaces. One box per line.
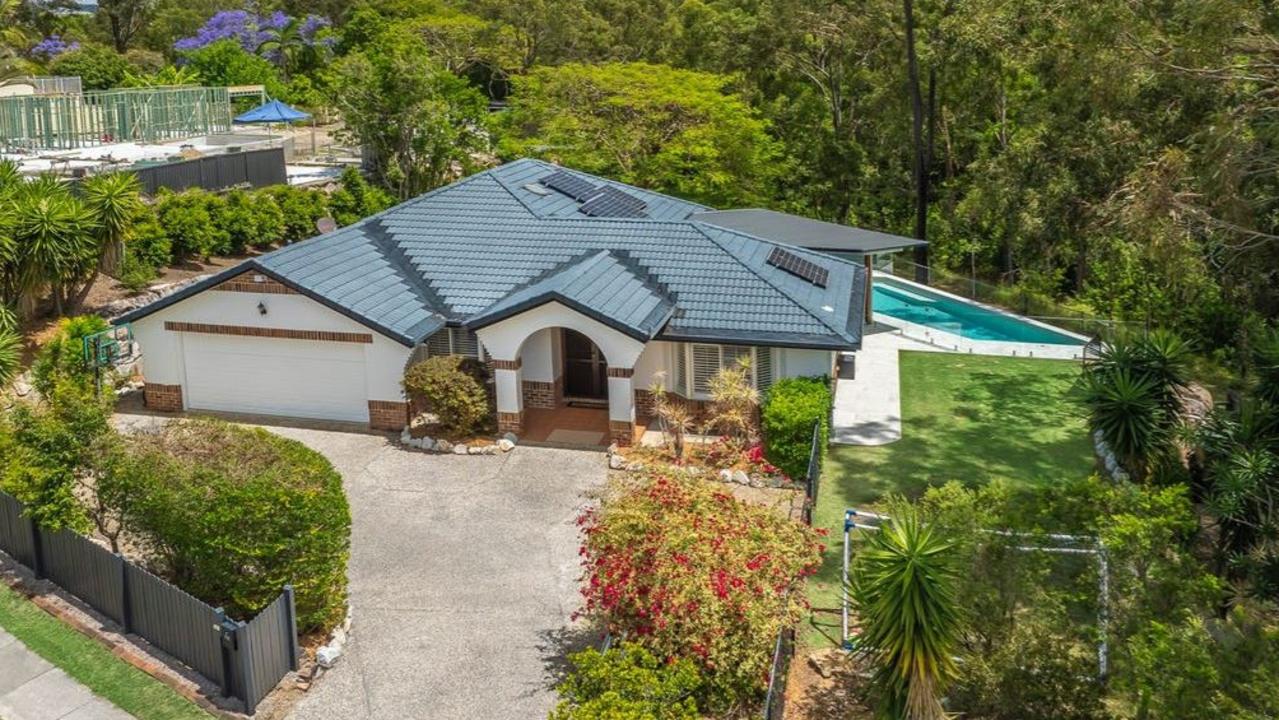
609, 420, 635, 446
497, 411, 524, 435
522, 378, 563, 409
368, 400, 409, 430
633, 389, 711, 421
144, 383, 183, 412
212, 272, 298, 295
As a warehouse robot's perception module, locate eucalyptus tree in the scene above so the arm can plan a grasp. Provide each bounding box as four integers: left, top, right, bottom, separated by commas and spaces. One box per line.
850, 502, 962, 720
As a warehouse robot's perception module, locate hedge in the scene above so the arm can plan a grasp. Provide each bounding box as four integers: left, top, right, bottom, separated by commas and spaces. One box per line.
760, 376, 832, 481
114, 418, 350, 630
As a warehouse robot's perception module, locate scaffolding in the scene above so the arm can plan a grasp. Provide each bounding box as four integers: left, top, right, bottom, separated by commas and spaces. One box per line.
0, 86, 233, 152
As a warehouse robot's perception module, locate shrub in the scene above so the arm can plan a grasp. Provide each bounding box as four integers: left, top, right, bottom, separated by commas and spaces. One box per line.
117, 251, 159, 292
550, 643, 702, 720
114, 418, 350, 630
0, 379, 113, 532
577, 475, 823, 709
329, 167, 394, 226
48, 44, 132, 90
31, 315, 109, 396
154, 189, 229, 259
264, 185, 330, 243
246, 191, 287, 248
127, 217, 173, 267
760, 376, 831, 481
217, 189, 285, 253
402, 355, 490, 436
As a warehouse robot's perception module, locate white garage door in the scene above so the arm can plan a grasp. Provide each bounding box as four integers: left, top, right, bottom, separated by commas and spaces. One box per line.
182, 333, 369, 423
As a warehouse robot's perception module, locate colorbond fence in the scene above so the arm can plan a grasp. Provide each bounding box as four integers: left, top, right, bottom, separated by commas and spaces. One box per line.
0, 490, 297, 713
762, 422, 826, 719
133, 147, 288, 195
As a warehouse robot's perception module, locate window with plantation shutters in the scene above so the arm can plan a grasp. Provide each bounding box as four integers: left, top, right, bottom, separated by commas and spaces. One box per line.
423, 328, 485, 359
756, 347, 774, 390
684, 343, 770, 397
691, 344, 720, 395
425, 329, 453, 357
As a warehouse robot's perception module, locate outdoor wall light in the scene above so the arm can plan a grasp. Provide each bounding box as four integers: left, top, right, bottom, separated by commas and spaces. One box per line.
258, 302, 268, 316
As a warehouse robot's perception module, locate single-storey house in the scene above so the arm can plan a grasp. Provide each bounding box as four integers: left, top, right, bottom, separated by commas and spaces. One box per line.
115, 159, 870, 445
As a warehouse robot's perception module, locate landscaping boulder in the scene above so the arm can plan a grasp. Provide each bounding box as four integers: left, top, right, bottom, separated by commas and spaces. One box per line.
609, 454, 626, 470
732, 470, 750, 485
452, 443, 469, 455
436, 439, 453, 453
497, 438, 515, 452
503, 432, 519, 444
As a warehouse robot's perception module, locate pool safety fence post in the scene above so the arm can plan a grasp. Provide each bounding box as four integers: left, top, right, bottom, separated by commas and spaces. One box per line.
841, 507, 887, 650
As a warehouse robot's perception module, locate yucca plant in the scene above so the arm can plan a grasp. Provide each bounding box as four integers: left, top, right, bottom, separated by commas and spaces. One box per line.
9, 177, 97, 315
850, 502, 961, 720
1083, 367, 1167, 482
82, 171, 143, 277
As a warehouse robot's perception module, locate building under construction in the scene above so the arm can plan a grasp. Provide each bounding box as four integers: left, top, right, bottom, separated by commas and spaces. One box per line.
0, 85, 233, 152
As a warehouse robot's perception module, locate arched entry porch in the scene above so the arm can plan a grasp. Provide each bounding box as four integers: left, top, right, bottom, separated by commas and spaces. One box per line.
472, 302, 646, 446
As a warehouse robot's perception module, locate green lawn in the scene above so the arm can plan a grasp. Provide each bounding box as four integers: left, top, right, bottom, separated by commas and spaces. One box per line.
0, 582, 212, 720
803, 350, 1094, 647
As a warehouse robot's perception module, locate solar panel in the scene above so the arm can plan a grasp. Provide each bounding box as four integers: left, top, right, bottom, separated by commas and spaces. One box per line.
579, 186, 648, 218
767, 247, 829, 288
540, 171, 600, 201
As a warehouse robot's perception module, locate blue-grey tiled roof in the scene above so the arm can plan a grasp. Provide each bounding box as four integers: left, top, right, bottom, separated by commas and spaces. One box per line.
468, 250, 674, 340
117, 159, 867, 350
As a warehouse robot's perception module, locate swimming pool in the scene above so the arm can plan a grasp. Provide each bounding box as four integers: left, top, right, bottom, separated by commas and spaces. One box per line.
872, 276, 1084, 346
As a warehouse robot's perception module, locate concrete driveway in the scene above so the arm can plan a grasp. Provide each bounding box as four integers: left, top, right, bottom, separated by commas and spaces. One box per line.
234, 426, 604, 720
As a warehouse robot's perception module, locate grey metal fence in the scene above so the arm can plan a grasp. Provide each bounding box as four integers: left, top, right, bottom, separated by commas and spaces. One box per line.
804, 420, 823, 525
132, 147, 287, 195
762, 625, 796, 719
0, 490, 297, 713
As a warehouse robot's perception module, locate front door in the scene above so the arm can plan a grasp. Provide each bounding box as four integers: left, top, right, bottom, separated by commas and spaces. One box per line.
563, 329, 607, 399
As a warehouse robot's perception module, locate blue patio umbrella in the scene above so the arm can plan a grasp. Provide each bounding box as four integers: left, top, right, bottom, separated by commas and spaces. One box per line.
233, 99, 311, 124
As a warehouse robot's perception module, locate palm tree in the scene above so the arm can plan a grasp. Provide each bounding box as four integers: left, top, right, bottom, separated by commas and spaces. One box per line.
256, 17, 312, 80
81, 171, 143, 277
850, 502, 961, 720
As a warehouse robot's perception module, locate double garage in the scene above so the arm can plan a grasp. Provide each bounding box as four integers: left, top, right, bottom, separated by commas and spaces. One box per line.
126, 272, 412, 428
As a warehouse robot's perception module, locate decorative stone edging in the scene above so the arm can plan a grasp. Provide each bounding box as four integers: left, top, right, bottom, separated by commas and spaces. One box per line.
604, 444, 795, 489
398, 428, 518, 455
1092, 429, 1131, 482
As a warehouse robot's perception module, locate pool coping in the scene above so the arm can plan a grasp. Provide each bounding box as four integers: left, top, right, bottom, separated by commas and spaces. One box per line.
871, 271, 1089, 360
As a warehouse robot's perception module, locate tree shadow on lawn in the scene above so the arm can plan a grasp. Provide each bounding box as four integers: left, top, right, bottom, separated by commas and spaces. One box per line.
827, 363, 1091, 507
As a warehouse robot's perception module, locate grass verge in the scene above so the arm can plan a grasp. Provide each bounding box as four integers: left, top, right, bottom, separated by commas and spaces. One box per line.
0, 581, 212, 720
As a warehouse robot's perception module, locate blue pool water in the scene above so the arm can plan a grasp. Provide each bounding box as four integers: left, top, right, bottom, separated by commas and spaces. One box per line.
872, 277, 1084, 345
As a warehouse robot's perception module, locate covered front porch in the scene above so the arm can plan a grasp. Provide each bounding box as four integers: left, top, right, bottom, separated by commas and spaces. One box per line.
474, 301, 650, 447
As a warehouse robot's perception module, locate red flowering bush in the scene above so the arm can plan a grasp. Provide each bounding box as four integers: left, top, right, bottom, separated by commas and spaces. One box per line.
577, 475, 824, 710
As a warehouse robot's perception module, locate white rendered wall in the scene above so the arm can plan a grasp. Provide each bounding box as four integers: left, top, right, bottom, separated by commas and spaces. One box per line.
519, 327, 558, 382
474, 301, 646, 367
778, 348, 837, 379
129, 286, 411, 402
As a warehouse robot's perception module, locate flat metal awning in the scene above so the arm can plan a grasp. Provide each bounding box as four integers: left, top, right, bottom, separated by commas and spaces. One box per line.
690, 209, 927, 255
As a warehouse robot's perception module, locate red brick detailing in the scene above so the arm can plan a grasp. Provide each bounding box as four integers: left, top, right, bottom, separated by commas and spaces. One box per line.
522, 379, 563, 409
212, 271, 298, 294
497, 411, 524, 434
368, 400, 409, 430
164, 321, 373, 344
144, 383, 183, 412
489, 358, 522, 371
609, 420, 635, 446
634, 389, 656, 417
606, 366, 634, 378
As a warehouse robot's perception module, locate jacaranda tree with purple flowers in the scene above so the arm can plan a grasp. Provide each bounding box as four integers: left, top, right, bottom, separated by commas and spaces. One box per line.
29, 35, 79, 61
174, 10, 333, 78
